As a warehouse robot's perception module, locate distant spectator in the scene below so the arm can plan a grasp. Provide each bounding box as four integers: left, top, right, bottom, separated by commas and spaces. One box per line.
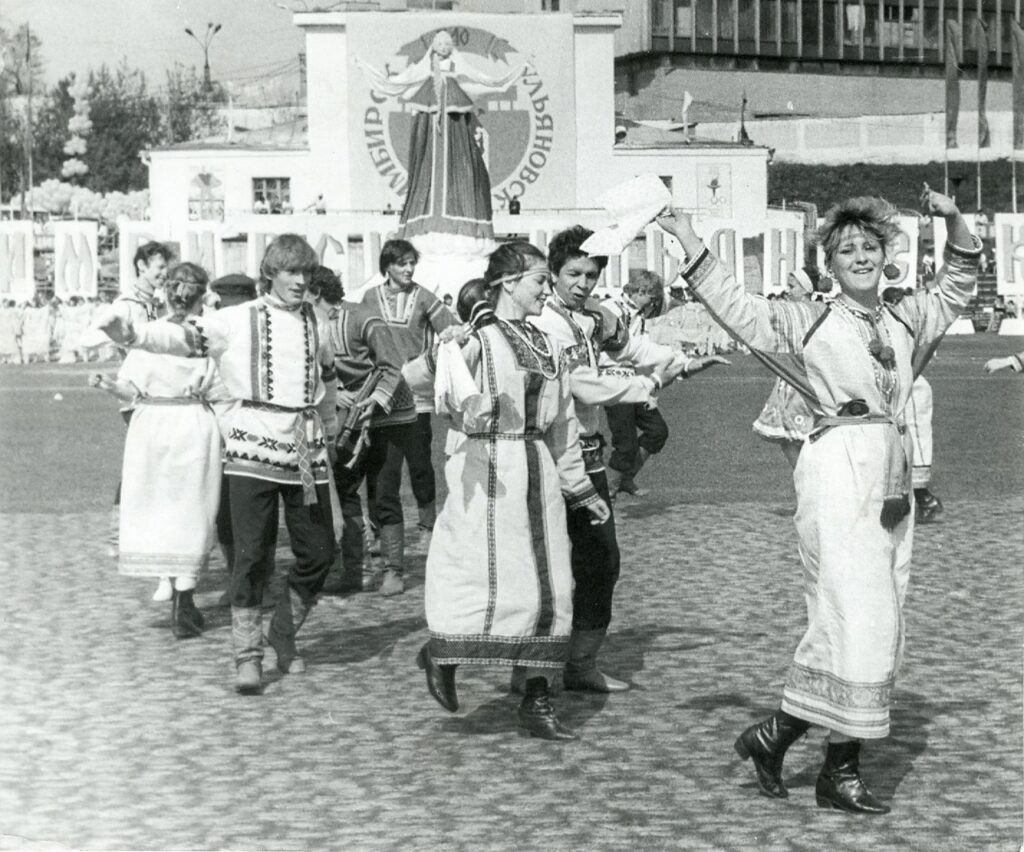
442, 293, 453, 308
508, 196, 521, 215
253, 194, 269, 214
314, 194, 327, 215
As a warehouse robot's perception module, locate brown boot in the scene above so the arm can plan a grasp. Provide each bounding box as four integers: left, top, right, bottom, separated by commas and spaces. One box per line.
378, 523, 405, 597
265, 586, 312, 674
232, 607, 264, 694
563, 629, 629, 692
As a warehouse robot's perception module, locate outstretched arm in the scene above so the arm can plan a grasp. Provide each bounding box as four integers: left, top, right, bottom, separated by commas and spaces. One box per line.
984, 353, 1024, 373
657, 210, 821, 354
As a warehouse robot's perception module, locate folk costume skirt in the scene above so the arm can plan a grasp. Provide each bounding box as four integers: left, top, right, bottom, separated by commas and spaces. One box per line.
118, 399, 222, 579
781, 424, 914, 739
425, 434, 573, 668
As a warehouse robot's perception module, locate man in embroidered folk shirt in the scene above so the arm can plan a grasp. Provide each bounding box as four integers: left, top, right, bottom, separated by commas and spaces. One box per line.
312, 266, 418, 596
360, 240, 457, 571
101, 235, 339, 695
87, 241, 172, 560
528, 226, 693, 693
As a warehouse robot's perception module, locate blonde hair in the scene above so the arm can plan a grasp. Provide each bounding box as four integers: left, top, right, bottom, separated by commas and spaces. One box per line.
813, 197, 901, 268
259, 234, 318, 291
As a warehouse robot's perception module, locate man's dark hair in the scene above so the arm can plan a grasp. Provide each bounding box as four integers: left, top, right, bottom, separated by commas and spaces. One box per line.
547, 225, 607, 275
379, 239, 420, 276
309, 266, 344, 305
133, 241, 173, 276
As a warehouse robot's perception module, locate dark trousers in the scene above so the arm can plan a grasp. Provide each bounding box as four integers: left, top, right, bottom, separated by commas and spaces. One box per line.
566, 469, 620, 631
335, 422, 422, 565
605, 403, 669, 474
410, 412, 436, 507
366, 414, 436, 533
228, 475, 334, 608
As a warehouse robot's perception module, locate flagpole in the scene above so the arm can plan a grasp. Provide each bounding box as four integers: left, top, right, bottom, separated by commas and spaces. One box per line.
1014, 155, 1019, 214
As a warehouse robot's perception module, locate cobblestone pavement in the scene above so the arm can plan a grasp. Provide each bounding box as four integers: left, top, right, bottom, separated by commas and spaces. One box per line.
1, 341, 1022, 850
1, 494, 1020, 851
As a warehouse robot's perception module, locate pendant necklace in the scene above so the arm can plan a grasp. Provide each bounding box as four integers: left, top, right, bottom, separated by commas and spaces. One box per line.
498, 318, 559, 380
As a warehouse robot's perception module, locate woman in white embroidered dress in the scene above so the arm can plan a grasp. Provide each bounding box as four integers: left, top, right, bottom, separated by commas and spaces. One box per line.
112, 262, 222, 638
414, 244, 610, 741
659, 188, 979, 814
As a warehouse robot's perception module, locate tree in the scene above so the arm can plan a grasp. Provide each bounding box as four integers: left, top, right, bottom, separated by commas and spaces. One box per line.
165, 64, 226, 144
79, 63, 163, 193
0, 94, 23, 203
0, 22, 45, 96
32, 77, 73, 186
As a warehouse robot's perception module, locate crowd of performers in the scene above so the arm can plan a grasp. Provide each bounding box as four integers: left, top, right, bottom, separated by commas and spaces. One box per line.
0, 295, 122, 364
88, 184, 993, 816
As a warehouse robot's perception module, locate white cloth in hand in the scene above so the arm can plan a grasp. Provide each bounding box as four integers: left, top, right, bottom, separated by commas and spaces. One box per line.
581, 174, 674, 256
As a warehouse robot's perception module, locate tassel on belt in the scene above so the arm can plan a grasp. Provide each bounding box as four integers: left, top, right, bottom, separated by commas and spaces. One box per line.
242, 400, 320, 505
810, 400, 910, 530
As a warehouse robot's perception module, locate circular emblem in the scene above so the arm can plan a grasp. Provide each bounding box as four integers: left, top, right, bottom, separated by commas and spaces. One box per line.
360, 26, 553, 208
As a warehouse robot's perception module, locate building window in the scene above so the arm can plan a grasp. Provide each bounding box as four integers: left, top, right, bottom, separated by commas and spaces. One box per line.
253, 178, 291, 214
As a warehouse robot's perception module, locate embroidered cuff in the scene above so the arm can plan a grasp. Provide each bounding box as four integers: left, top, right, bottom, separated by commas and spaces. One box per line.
944, 233, 984, 259
1012, 354, 1024, 372
370, 387, 393, 414
565, 485, 601, 511
681, 245, 715, 288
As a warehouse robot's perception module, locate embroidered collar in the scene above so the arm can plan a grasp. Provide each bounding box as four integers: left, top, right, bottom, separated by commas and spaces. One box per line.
262, 293, 304, 313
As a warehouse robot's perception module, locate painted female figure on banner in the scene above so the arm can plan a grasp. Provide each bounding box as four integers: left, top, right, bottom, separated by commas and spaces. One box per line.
356, 30, 531, 244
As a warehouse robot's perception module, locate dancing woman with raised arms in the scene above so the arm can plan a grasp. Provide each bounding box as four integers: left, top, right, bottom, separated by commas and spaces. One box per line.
659, 187, 979, 814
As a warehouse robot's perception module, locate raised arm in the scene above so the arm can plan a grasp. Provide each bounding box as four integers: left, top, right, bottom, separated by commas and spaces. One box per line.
658, 211, 822, 354
100, 312, 229, 360
887, 190, 981, 372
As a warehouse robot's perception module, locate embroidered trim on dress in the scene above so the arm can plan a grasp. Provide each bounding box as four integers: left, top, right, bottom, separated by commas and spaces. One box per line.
785, 662, 893, 710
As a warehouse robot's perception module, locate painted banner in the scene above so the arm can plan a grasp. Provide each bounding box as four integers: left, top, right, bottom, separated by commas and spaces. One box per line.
53, 221, 99, 299
994, 214, 1024, 295
763, 210, 806, 292
0, 222, 36, 302
346, 14, 576, 214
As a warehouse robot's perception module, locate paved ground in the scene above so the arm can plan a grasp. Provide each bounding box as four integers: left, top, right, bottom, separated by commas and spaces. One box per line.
0, 336, 1022, 851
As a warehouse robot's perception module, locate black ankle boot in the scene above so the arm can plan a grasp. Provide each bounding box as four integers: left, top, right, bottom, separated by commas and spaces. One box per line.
518, 677, 578, 741
815, 740, 891, 815
734, 710, 810, 798
173, 589, 204, 639
416, 643, 458, 712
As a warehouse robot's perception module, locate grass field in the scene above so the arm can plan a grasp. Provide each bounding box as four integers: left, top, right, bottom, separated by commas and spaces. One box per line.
2, 335, 1021, 514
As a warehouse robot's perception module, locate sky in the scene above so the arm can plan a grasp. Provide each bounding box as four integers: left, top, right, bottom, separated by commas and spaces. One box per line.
3, 0, 306, 93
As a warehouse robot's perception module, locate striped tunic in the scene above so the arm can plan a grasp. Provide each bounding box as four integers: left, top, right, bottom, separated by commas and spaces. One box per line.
129, 296, 338, 487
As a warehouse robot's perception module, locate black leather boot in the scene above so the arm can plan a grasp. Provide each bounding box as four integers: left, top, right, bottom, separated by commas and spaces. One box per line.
815, 740, 891, 815
518, 677, 578, 741
172, 589, 204, 639
416, 643, 458, 712
734, 710, 810, 798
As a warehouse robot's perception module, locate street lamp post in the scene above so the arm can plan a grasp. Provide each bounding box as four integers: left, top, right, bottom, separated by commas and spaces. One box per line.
185, 22, 222, 93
